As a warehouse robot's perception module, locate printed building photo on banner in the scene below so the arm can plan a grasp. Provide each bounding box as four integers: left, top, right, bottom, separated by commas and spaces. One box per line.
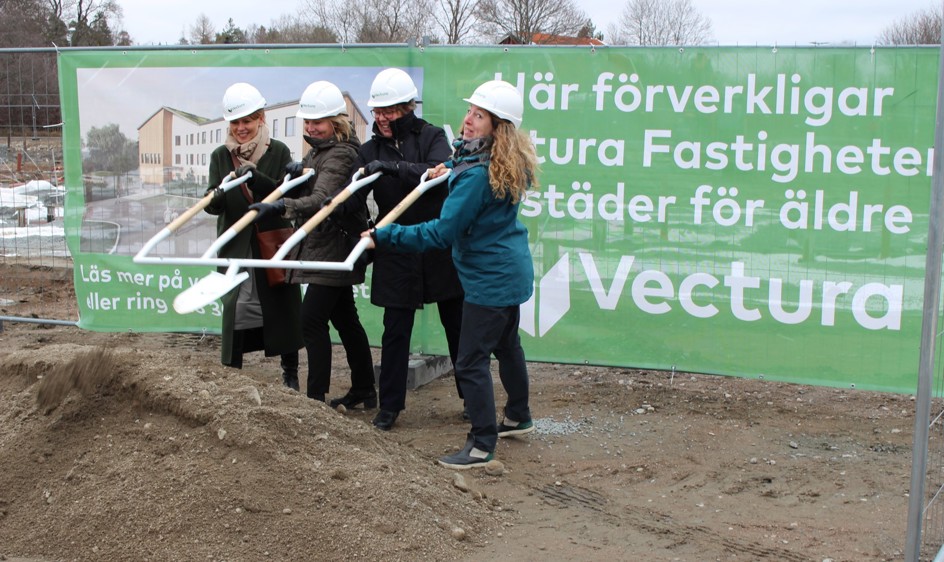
74, 66, 409, 257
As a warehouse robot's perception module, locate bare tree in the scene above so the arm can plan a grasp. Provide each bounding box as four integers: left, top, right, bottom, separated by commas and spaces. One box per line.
432, 0, 480, 44
608, 0, 712, 46
475, 0, 588, 42
67, 0, 123, 46
0, 0, 52, 47
302, 0, 360, 43
189, 13, 215, 45
248, 15, 337, 44
878, 4, 942, 45
303, 0, 435, 44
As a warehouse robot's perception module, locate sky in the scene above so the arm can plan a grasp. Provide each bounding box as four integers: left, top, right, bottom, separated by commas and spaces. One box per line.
118, 0, 938, 47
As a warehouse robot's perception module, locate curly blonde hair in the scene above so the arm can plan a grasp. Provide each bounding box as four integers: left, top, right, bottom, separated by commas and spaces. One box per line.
488, 120, 539, 204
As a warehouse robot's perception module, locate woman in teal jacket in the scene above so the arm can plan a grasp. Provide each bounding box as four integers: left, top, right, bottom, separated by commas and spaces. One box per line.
366, 80, 540, 469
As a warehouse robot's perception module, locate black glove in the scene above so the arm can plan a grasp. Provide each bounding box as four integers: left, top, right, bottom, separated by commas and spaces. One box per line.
248, 199, 285, 222
235, 164, 256, 185
205, 186, 225, 205
364, 160, 399, 177
319, 196, 350, 220
285, 161, 304, 179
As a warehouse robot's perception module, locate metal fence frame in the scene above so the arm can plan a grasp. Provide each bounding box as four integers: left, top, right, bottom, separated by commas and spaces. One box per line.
3, 43, 944, 557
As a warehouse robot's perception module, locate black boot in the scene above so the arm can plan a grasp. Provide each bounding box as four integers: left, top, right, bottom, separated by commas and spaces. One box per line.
281, 352, 299, 391
372, 409, 399, 431
329, 387, 377, 409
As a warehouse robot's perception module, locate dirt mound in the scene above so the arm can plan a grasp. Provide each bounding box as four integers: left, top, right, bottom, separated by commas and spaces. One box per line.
0, 263, 919, 560
0, 342, 500, 561
35, 347, 117, 412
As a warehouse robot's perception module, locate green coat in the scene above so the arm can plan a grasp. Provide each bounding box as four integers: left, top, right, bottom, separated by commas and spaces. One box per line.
205, 139, 303, 367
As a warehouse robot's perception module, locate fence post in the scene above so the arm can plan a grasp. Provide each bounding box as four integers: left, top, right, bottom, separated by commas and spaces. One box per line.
904, 9, 944, 559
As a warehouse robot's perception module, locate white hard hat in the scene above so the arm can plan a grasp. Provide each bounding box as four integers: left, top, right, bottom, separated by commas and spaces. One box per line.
368, 68, 418, 107
222, 82, 266, 121
463, 80, 523, 129
296, 81, 348, 120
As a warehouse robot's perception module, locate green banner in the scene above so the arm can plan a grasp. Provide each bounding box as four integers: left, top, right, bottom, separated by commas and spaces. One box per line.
59, 46, 938, 392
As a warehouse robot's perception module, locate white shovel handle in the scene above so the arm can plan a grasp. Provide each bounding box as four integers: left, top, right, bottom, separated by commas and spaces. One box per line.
344, 168, 451, 264
376, 168, 450, 228
133, 171, 252, 262
167, 172, 250, 234
226, 169, 314, 237
200, 169, 314, 259
272, 170, 381, 261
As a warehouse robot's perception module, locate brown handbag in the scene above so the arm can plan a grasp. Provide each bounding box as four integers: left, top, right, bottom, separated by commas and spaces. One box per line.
231, 155, 293, 286
255, 226, 293, 286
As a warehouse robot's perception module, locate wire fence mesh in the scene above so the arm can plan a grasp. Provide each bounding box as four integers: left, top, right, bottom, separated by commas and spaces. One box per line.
921, 330, 944, 560
0, 48, 74, 322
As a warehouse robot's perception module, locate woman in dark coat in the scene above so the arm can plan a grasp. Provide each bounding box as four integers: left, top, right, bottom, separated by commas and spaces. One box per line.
342, 68, 464, 431
249, 80, 374, 403
204, 82, 303, 389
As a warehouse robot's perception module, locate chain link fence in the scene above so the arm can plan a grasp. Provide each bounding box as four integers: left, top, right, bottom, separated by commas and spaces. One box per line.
0, 48, 74, 322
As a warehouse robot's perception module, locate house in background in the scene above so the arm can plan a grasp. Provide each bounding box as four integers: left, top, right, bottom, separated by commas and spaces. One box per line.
136, 92, 368, 187
499, 33, 605, 46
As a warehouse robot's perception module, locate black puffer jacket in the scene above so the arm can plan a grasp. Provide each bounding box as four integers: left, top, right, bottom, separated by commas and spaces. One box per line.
283, 132, 365, 287
351, 112, 463, 308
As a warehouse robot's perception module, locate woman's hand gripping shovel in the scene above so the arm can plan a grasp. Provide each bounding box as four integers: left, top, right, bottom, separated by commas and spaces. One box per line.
172, 168, 314, 314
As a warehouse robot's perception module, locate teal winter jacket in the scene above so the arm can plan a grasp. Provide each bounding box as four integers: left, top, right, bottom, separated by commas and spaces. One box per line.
373, 154, 534, 307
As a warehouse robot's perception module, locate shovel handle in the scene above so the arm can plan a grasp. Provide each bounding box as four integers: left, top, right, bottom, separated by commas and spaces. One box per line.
165, 172, 250, 233
293, 171, 382, 236
374, 169, 450, 229
229, 168, 314, 233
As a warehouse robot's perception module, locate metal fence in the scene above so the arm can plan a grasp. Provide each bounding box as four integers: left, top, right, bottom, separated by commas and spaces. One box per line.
0, 48, 74, 323
6, 44, 944, 558
904, 32, 944, 562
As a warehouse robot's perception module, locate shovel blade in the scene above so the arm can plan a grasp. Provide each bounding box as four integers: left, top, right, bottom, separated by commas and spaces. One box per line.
173, 270, 249, 314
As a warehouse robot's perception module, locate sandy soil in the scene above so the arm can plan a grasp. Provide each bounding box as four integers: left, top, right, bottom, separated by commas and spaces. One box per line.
0, 264, 916, 561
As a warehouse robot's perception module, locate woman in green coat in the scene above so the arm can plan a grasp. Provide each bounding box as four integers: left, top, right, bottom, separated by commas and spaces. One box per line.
204, 82, 304, 389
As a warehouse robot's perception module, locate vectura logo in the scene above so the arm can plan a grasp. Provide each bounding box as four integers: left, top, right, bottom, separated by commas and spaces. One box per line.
520, 253, 571, 337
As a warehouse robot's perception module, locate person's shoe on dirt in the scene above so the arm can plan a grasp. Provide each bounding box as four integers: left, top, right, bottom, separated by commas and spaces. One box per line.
372, 409, 399, 430
329, 388, 377, 409
438, 441, 493, 470
498, 418, 534, 437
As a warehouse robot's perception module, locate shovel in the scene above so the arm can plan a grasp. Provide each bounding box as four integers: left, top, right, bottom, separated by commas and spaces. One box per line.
270, 170, 382, 260
172, 167, 450, 314
171, 169, 314, 314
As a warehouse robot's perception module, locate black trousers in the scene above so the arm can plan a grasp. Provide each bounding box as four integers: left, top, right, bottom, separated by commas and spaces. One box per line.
227, 328, 297, 377
455, 302, 531, 454
300, 283, 374, 399
377, 296, 463, 412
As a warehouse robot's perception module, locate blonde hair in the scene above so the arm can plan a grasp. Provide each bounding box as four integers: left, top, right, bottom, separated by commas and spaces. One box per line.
488, 120, 539, 204
329, 115, 352, 142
